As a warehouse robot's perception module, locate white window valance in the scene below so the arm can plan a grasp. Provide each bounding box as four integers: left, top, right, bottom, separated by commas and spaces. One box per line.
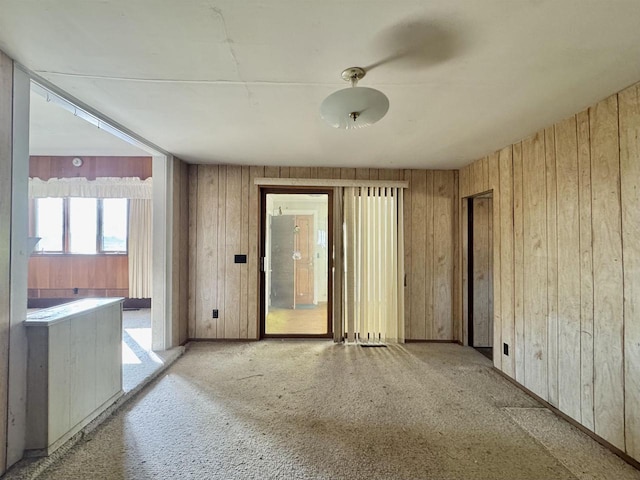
29, 177, 153, 199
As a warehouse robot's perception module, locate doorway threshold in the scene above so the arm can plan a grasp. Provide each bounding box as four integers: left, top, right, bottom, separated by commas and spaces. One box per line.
474, 347, 493, 361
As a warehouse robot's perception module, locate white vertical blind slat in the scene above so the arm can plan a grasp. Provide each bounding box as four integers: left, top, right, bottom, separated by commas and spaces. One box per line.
343, 186, 404, 343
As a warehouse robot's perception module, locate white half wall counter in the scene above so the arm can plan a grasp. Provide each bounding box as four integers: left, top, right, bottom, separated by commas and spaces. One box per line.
24, 298, 123, 456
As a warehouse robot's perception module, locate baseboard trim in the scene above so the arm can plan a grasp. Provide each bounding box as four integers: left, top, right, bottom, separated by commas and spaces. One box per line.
492, 367, 640, 471
404, 339, 459, 343
187, 338, 260, 342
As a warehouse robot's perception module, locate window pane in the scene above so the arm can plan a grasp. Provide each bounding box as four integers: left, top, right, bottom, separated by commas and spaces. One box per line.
69, 198, 97, 254
35, 198, 63, 252
102, 199, 128, 252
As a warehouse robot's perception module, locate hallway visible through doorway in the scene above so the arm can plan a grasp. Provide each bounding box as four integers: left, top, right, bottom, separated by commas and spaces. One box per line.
261, 190, 332, 337
466, 193, 494, 360
265, 302, 328, 334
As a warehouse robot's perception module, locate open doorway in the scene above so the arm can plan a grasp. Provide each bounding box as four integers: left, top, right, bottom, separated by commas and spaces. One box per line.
260, 189, 333, 337
27, 80, 158, 391
466, 194, 494, 360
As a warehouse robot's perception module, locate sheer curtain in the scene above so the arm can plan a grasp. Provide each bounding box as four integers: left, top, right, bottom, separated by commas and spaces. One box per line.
343, 186, 405, 343
128, 199, 152, 298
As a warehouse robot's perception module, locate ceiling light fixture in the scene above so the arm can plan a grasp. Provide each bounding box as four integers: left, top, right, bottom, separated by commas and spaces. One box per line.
320, 67, 389, 129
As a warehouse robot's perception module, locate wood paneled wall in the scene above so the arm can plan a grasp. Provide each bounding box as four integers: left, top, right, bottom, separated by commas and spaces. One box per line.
0, 48, 13, 476
172, 158, 189, 345
406, 170, 458, 340
29, 155, 152, 180
27, 256, 128, 298
459, 82, 640, 461
188, 166, 458, 341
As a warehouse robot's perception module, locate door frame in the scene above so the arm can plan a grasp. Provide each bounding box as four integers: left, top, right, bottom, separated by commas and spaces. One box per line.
259, 187, 333, 339
463, 191, 494, 349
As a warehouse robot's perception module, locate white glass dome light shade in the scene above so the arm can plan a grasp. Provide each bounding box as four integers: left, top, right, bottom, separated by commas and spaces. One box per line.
320, 86, 389, 129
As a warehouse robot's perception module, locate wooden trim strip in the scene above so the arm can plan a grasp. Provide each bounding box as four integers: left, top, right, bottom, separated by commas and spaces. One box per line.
404, 339, 459, 343
254, 177, 409, 188
493, 367, 640, 471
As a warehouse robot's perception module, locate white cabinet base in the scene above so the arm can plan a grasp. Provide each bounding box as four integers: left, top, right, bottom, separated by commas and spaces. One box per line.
25, 298, 124, 456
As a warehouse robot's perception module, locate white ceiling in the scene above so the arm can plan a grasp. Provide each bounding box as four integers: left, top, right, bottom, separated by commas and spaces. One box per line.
29, 90, 149, 157
2, 0, 640, 169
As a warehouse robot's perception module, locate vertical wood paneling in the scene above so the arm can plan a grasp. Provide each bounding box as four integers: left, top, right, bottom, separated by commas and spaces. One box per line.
555, 115, 582, 421
425, 171, 435, 339
458, 83, 640, 463
410, 170, 427, 339
356, 169, 370, 180
224, 166, 242, 338
171, 161, 180, 345
188, 165, 198, 338
190, 165, 458, 344
175, 159, 190, 345
403, 170, 412, 338
195, 165, 218, 337
513, 142, 525, 383
459, 166, 469, 198
576, 109, 595, 430
590, 95, 625, 450
279, 167, 290, 178
470, 159, 480, 194
471, 156, 489, 194
239, 166, 250, 339
29, 156, 152, 181
290, 167, 310, 179
469, 160, 480, 194
264, 166, 279, 177
433, 171, 454, 340
247, 166, 264, 339
522, 132, 548, 400
379, 169, 400, 181
619, 84, 640, 459
481, 157, 490, 192
317, 167, 333, 179
452, 172, 460, 342
489, 152, 501, 368
28, 256, 128, 292
498, 146, 514, 377
545, 127, 559, 407
340, 168, 356, 180
216, 167, 227, 338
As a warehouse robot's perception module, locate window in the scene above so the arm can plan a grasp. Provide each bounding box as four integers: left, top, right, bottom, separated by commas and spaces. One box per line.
33, 197, 128, 254
69, 198, 98, 253
35, 198, 64, 252
101, 199, 128, 252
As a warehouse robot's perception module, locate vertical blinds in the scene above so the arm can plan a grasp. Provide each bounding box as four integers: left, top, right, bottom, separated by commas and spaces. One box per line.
343, 186, 405, 343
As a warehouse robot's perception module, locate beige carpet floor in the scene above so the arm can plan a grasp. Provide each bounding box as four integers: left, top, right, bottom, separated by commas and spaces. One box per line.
24, 342, 640, 480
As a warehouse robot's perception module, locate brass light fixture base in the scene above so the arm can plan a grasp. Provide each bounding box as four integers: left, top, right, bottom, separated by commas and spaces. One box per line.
341, 67, 366, 85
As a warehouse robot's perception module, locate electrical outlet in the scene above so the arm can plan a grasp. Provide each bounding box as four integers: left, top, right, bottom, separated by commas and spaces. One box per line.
503, 343, 509, 356
212, 309, 219, 319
